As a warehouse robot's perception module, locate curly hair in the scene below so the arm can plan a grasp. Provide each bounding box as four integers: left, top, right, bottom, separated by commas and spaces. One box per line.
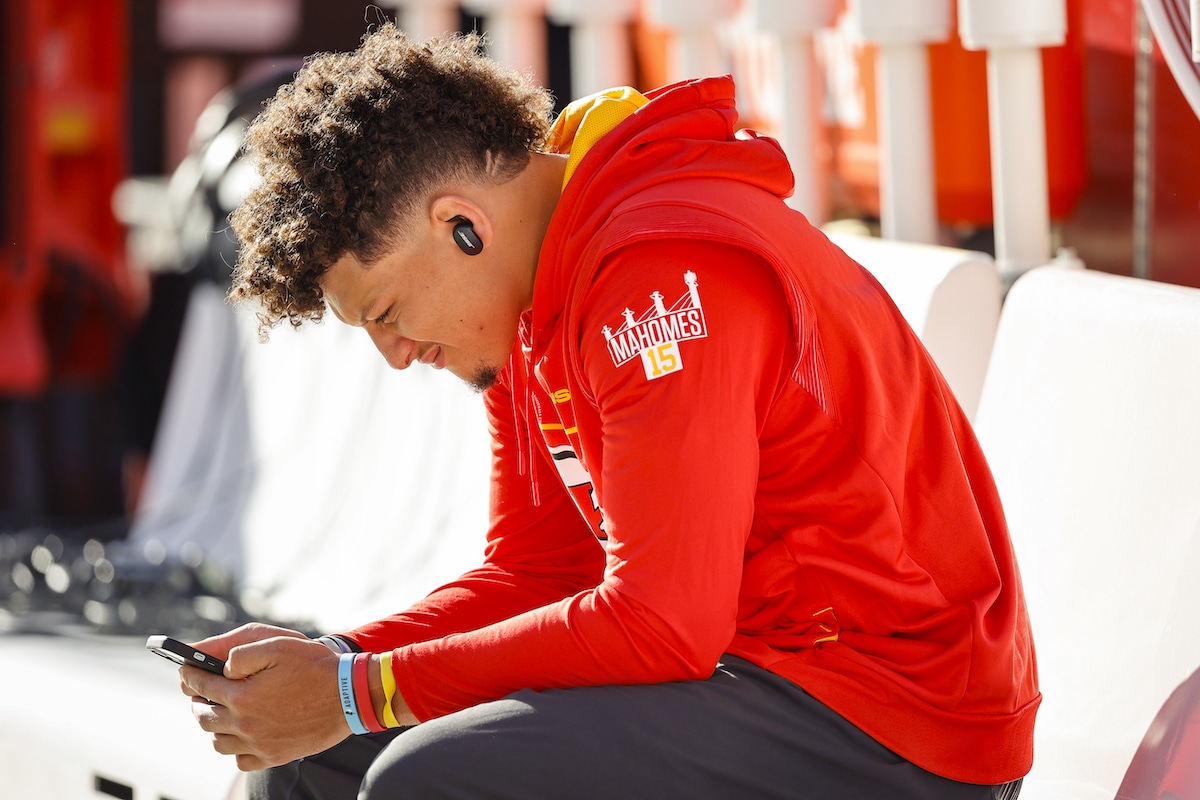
229, 25, 555, 334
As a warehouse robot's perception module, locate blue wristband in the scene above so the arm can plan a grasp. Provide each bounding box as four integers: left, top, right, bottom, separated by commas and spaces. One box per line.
338, 653, 370, 735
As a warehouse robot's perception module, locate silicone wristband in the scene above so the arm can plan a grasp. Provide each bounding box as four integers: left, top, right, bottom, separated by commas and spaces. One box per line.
337, 653, 369, 735
317, 635, 352, 654
380, 652, 400, 729
353, 653, 385, 733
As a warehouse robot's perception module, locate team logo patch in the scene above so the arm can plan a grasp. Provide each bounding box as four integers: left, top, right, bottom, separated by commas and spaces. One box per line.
602, 271, 708, 380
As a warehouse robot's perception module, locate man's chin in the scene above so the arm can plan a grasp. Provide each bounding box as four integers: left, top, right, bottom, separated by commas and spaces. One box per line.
464, 363, 500, 394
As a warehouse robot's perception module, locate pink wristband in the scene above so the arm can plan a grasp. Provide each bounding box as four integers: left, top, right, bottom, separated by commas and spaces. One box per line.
352, 653, 385, 733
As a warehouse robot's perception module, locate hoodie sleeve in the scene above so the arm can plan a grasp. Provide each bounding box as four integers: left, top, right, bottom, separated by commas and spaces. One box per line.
387, 239, 794, 720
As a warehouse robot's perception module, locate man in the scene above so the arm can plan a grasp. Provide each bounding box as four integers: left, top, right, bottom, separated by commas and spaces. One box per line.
180, 24, 1038, 799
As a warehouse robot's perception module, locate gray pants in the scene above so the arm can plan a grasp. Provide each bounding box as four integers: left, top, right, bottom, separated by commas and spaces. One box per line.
249, 656, 1022, 800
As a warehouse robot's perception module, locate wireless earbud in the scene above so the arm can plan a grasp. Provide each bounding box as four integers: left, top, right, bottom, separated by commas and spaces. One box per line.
450, 216, 483, 256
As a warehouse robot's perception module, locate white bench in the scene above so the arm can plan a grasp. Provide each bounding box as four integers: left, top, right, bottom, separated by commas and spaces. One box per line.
973, 265, 1200, 798
131, 282, 492, 633
0, 282, 494, 800
0, 632, 242, 800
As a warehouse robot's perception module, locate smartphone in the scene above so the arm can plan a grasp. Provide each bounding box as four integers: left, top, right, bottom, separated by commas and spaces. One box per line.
146, 635, 226, 675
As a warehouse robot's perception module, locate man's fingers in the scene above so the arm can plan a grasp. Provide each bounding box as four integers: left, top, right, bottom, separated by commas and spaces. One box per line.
179, 632, 346, 769
179, 664, 230, 704
223, 638, 282, 681
224, 635, 328, 681
192, 699, 273, 767
192, 622, 308, 661
207, 728, 292, 772
190, 695, 226, 731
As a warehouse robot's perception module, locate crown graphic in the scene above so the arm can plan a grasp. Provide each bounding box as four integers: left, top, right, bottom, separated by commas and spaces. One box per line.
603, 271, 707, 367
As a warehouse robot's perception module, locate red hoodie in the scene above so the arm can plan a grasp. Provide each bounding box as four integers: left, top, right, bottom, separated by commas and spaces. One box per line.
344, 76, 1039, 785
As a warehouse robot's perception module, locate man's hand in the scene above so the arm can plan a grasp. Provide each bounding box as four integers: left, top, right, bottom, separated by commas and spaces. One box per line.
188, 621, 309, 661
179, 624, 351, 772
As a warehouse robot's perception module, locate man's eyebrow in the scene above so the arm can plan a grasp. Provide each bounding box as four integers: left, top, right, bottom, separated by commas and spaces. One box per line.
355, 300, 381, 327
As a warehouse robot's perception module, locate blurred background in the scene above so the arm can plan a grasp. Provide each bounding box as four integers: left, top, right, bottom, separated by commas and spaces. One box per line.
0, 0, 1198, 577
4, 5, 1199, 796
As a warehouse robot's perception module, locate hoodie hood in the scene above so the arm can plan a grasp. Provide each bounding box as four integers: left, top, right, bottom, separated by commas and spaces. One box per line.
551, 85, 649, 187
531, 76, 794, 349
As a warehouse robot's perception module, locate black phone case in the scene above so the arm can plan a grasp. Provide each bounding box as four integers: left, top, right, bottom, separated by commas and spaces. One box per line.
145, 635, 226, 675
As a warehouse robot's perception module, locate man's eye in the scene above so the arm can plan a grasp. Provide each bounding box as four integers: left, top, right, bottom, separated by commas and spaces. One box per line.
373, 310, 391, 324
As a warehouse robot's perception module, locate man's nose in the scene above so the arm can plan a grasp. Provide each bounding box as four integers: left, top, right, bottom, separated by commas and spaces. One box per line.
366, 325, 416, 370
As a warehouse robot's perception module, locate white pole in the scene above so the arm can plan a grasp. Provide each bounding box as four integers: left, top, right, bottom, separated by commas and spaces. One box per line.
396, 0, 461, 40
1192, 0, 1200, 63
850, 0, 950, 244
567, 22, 635, 98
876, 43, 939, 243
673, 27, 725, 82
776, 35, 824, 221
466, 0, 550, 86
986, 47, 1052, 275
958, 0, 1065, 277
546, 0, 637, 100
645, 0, 737, 82
747, 0, 839, 223
489, 13, 548, 84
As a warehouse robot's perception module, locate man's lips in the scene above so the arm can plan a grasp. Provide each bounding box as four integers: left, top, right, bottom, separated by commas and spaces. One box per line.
419, 345, 444, 369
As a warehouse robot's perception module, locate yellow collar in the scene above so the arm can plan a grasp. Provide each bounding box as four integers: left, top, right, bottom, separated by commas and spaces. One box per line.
549, 86, 649, 187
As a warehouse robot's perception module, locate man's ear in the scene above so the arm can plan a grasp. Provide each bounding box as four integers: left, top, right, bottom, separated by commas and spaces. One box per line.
430, 196, 492, 255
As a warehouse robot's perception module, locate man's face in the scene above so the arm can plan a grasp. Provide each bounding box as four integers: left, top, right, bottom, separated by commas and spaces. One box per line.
321, 227, 524, 392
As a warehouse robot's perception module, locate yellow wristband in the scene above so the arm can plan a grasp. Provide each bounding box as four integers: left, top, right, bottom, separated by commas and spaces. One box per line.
380, 652, 401, 728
